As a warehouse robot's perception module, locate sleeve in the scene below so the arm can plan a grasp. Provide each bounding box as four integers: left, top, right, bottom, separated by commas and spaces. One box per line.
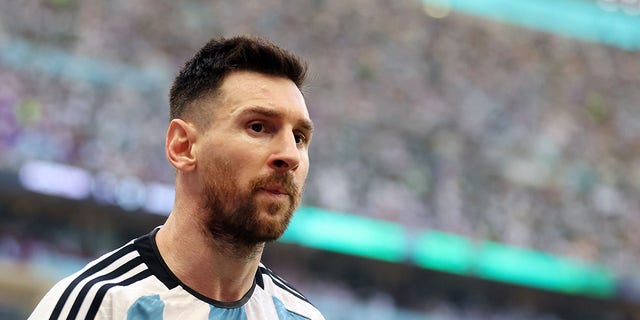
28, 275, 76, 320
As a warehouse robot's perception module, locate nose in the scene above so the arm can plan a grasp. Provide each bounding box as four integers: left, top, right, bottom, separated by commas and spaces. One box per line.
268, 132, 301, 172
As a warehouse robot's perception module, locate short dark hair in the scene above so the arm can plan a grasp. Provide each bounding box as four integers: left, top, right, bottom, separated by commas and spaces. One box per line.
169, 35, 308, 122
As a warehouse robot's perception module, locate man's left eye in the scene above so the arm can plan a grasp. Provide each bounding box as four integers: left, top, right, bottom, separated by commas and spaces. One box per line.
249, 123, 264, 133
294, 133, 306, 144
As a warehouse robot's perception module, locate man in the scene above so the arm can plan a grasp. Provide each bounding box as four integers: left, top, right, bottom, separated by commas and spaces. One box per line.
29, 35, 325, 320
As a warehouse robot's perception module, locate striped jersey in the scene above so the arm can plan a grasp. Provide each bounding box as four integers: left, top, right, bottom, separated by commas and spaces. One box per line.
29, 228, 325, 320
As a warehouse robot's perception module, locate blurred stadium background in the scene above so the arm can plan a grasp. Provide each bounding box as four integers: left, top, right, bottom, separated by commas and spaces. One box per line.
1, 0, 640, 319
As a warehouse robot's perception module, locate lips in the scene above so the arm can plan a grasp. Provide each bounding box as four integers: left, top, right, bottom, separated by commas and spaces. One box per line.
253, 173, 298, 199
261, 185, 288, 196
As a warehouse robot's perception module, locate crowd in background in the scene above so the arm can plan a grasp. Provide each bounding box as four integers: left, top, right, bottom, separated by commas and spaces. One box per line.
1, 0, 639, 318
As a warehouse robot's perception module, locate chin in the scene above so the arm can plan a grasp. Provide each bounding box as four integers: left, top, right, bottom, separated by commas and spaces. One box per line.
254, 212, 292, 240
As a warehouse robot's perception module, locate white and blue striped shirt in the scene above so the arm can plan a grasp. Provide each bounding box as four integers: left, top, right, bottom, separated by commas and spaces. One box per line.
29, 229, 325, 320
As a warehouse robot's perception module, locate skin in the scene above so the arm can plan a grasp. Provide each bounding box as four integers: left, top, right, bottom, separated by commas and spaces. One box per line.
156, 71, 313, 302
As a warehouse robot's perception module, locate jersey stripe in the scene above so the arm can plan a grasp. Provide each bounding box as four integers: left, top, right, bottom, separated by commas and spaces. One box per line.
66, 257, 144, 318
259, 266, 308, 302
126, 294, 164, 320
85, 269, 152, 319
49, 242, 137, 319
272, 296, 311, 320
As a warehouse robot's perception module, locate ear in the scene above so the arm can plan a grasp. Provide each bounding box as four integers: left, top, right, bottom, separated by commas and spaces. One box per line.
166, 119, 198, 172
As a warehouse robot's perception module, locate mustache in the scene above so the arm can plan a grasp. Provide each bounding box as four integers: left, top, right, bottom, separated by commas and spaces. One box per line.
251, 172, 299, 197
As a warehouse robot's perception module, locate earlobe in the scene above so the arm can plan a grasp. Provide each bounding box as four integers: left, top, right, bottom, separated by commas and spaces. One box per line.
166, 119, 198, 171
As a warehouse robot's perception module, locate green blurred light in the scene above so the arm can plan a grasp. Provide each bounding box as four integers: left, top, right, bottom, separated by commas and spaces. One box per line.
413, 231, 474, 275
281, 206, 616, 298
475, 241, 615, 298
280, 207, 408, 262
421, 0, 640, 51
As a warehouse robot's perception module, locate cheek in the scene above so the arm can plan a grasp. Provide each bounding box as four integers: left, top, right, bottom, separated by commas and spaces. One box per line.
296, 161, 310, 184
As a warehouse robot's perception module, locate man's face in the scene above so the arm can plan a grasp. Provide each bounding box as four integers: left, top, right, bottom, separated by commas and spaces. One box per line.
194, 71, 312, 245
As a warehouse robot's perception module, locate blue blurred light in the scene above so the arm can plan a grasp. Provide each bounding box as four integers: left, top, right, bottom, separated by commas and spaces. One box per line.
421, 0, 640, 50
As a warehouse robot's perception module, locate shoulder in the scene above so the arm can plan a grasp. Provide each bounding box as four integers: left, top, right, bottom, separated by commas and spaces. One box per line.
29, 238, 153, 319
256, 263, 325, 320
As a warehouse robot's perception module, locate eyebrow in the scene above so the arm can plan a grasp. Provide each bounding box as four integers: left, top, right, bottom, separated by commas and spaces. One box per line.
239, 106, 314, 133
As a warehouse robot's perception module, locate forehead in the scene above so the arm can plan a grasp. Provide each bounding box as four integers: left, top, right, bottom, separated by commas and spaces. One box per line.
216, 71, 310, 120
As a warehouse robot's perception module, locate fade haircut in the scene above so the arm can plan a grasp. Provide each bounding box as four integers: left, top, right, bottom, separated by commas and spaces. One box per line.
169, 35, 308, 124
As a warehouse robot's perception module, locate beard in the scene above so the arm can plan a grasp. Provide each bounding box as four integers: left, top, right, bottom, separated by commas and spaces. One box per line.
201, 164, 302, 247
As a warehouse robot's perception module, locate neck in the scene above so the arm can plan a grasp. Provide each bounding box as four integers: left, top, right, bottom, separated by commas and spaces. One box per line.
155, 212, 264, 302
207, 232, 265, 262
